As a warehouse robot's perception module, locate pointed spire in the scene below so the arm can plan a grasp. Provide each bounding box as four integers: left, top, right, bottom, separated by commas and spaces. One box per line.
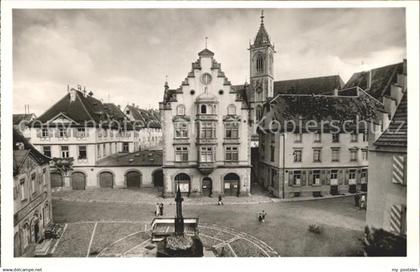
253, 10, 272, 48
164, 75, 169, 89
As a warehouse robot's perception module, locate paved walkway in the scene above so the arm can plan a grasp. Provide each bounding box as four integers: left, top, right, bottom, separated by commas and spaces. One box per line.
51, 221, 279, 257
52, 185, 362, 206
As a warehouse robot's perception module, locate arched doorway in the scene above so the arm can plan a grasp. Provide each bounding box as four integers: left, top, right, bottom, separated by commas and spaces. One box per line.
126, 171, 142, 189
71, 172, 86, 190
14, 232, 21, 257
174, 173, 191, 196
99, 171, 114, 188
202, 177, 212, 197
50, 172, 63, 188
30, 216, 40, 243
21, 224, 30, 252
224, 173, 240, 197
152, 169, 163, 191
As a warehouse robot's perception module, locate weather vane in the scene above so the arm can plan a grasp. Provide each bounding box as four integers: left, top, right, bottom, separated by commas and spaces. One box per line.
260, 10, 264, 23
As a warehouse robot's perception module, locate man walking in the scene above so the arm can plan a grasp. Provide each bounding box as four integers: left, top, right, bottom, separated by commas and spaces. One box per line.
159, 203, 164, 216
155, 203, 160, 216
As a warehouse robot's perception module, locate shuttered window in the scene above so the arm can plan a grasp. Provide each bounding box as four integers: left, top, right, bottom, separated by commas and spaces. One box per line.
392, 155, 406, 185
390, 204, 407, 235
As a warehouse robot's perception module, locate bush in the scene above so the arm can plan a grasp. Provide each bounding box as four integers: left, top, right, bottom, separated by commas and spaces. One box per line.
362, 226, 406, 256
308, 224, 322, 234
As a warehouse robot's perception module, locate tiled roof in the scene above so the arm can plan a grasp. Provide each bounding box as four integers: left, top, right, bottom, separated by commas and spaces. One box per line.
34, 90, 128, 127
344, 62, 404, 100
13, 113, 35, 125
96, 150, 162, 167
198, 48, 214, 57
126, 105, 161, 128
374, 93, 407, 149
253, 22, 272, 47
263, 93, 378, 132
13, 128, 50, 175
274, 75, 344, 95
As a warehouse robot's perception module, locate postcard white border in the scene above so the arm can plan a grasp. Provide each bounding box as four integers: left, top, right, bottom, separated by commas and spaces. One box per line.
1, 1, 419, 272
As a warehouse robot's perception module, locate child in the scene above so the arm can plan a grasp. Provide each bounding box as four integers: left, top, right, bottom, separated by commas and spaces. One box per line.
218, 195, 224, 205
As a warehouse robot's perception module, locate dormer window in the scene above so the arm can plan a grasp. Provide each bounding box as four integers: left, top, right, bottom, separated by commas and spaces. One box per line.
176, 105, 186, 116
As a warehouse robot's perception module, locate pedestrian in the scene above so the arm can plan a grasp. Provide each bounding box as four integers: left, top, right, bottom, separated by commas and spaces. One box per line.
218, 195, 224, 206
354, 194, 360, 207
155, 203, 160, 216
257, 212, 263, 223
359, 195, 366, 210
261, 210, 267, 223
159, 203, 164, 216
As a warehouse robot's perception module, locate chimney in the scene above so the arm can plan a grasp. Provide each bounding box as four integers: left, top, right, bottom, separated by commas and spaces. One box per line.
69, 87, 77, 102
366, 70, 372, 90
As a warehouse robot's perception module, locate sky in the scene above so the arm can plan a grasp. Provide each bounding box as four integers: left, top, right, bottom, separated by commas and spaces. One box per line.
13, 8, 406, 116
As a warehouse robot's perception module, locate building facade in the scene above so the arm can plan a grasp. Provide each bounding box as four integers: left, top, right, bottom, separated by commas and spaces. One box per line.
26, 86, 163, 190
258, 93, 375, 198
13, 128, 52, 257
160, 48, 252, 197
366, 66, 407, 234
123, 104, 162, 150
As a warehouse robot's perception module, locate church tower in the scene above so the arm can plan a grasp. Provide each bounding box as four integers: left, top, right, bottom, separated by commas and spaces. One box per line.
249, 11, 275, 127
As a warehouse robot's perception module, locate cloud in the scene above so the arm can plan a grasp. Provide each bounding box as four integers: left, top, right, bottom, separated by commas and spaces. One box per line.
13, 8, 406, 116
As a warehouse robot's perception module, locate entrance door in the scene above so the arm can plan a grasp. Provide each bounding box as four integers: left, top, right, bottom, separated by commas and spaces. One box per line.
224, 173, 240, 197
174, 173, 191, 196
202, 177, 212, 197
50, 172, 63, 188
361, 183, 367, 192
330, 185, 339, 195
71, 172, 86, 190
126, 171, 142, 189
99, 172, 113, 188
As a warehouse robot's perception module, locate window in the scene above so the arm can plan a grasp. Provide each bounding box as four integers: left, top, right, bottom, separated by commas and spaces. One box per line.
349, 170, 356, 182
200, 146, 214, 163
225, 146, 239, 161
97, 145, 101, 158
76, 127, 86, 137
331, 148, 340, 162
256, 105, 263, 122
260, 140, 265, 160
293, 171, 302, 186
313, 149, 322, 162
175, 146, 189, 162
330, 170, 338, 180
123, 142, 129, 153
43, 146, 51, 158
31, 172, 36, 195
312, 170, 321, 185
256, 55, 264, 72
61, 146, 69, 158
351, 133, 358, 142
362, 149, 368, 161
42, 128, 49, 137
200, 122, 216, 139
58, 128, 67, 138
270, 169, 276, 187
293, 149, 302, 162
392, 155, 406, 185
225, 122, 239, 139
20, 178, 26, 201
390, 204, 406, 235
270, 141, 275, 162
350, 149, 358, 161
361, 169, 368, 183
175, 123, 188, 138
176, 105, 185, 116
103, 144, 106, 156
200, 105, 207, 114
314, 132, 321, 143
362, 130, 368, 142
227, 104, 236, 115
294, 133, 302, 143
332, 133, 340, 143
78, 145, 87, 159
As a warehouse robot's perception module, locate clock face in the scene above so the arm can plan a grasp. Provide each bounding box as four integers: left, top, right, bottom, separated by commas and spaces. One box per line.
201, 73, 212, 85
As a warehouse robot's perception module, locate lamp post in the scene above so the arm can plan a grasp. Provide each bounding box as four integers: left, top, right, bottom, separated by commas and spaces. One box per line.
281, 133, 286, 199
